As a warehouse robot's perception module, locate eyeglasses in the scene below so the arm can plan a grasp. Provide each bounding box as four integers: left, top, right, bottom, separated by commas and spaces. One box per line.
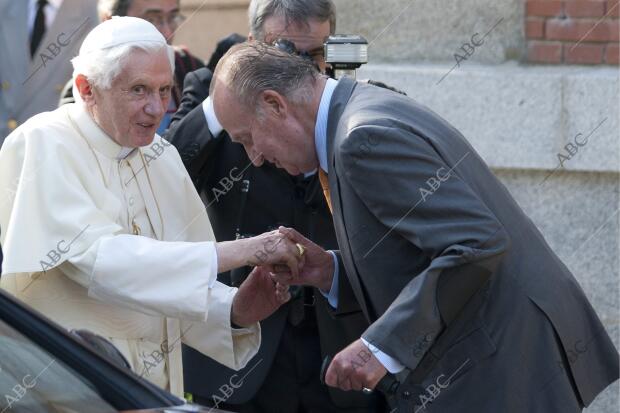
272, 38, 324, 68
142, 12, 186, 30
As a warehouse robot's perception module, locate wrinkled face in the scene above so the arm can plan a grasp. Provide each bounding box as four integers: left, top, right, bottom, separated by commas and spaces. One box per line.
213, 83, 319, 176
127, 0, 181, 44
89, 48, 173, 148
255, 15, 331, 73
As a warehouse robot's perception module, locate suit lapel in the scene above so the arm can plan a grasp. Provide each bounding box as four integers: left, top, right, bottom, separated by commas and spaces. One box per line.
23, 0, 92, 106
326, 78, 372, 321
29, 0, 83, 62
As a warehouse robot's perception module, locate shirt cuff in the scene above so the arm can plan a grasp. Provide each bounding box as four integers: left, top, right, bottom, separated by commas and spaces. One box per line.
205, 242, 218, 288
319, 251, 339, 308
361, 338, 406, 374
202, 96, 224, 137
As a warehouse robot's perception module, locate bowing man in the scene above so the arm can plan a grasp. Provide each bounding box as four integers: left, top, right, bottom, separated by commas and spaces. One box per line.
210, 42, 619, 412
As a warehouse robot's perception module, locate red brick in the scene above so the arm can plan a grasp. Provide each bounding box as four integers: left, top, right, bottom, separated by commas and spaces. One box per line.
605, 43, 620, 63
584, 19, 620, 41
564, 1, 606, 17
564, 42, 605, 63
527, 1, 564, 17
607, 1, 620, 17
546, 18, 582, 40
526, 17, 546, 38
546, 18, 619, 41
527, 41, 563, 63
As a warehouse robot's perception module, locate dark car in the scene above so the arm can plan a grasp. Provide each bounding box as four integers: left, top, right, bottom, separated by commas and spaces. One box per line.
0, 289, 232, 413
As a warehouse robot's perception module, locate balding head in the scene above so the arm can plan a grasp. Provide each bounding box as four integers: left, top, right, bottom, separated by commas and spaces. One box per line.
211, 41, 319, 115
211, 42, 326, 175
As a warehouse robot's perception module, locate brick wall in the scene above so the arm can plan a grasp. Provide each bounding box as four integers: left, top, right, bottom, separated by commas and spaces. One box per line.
526, 0, 619, 64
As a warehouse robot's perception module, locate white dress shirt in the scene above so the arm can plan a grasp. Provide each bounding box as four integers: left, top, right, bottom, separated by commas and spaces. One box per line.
28, 0, 64, 35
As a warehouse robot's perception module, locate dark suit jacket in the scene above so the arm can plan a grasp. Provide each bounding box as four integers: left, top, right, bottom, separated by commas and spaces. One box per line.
165, 68, 374, 409
325, 77, 619, 411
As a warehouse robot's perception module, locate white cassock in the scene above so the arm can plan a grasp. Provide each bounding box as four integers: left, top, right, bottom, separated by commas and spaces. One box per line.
0, 102, 260, 396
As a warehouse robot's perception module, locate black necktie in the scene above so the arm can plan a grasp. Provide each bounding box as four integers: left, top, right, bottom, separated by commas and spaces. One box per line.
30, 0, 48, 57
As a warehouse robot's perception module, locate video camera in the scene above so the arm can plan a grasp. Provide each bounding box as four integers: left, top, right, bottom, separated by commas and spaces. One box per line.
273, 34, 368, 79
324, 35, 368, 79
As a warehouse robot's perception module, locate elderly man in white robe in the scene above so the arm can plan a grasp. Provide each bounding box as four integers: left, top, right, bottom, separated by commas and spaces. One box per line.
0, 17, 305, 397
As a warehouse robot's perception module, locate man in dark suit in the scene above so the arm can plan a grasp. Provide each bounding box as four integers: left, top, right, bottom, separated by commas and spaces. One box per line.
210, 42, 619, 412
165, 1, 380, 412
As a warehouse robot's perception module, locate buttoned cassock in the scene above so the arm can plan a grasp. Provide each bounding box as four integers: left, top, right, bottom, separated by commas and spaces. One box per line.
0, 103, 260, 396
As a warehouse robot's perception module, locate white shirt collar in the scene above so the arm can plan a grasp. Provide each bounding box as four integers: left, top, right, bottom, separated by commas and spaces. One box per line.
314, 78, 338, 174
28, 0, 64, 35
116, 147, 137, 160
68, 103, 139, 161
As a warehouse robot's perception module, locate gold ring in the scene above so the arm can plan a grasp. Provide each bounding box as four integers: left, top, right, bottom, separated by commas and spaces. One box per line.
295, 243, 306, 257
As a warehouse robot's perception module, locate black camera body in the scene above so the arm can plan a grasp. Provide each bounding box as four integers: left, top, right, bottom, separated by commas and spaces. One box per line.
273, 34, 369, 79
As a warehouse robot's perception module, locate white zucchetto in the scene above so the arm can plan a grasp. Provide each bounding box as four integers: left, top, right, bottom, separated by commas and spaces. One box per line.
79, 16, 166, 54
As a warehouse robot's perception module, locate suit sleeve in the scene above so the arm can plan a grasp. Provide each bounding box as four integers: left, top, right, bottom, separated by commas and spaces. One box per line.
165, 68, 223, 184
339, 124, 510, 371
330, 251, 364, 315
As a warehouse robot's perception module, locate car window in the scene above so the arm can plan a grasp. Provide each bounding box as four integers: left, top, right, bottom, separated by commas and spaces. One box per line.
0, 318, 116, 413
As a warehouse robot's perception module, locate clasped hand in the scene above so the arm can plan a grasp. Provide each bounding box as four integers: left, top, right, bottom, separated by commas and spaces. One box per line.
266, 227, 335, 292
231, 229, 308, 327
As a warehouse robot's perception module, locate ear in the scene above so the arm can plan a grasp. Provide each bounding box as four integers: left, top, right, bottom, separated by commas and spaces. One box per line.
259, 90, 287, 118
75, 74, 95, 105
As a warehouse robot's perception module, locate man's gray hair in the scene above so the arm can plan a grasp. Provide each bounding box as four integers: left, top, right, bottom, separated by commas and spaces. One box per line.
97, 0, 133, 20
71, 42, 175, 92
249, 0, 336, 40
213, 42, 319, 111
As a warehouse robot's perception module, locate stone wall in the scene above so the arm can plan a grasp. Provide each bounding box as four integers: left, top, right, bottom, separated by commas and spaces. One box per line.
333, 0, 526, 63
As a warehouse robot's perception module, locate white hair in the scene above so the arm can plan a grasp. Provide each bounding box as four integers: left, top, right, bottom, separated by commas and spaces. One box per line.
71, 41, 175, 99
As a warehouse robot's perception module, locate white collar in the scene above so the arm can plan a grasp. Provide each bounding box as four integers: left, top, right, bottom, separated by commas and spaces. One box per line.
67, 103, 139, 160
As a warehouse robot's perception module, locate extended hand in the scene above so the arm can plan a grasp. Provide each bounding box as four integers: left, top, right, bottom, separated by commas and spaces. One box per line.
246, 230, 306, 278
325, 339, 387, 392
268, 227, 334, 291
231, 266, 291, 327
216, 230, 305, 277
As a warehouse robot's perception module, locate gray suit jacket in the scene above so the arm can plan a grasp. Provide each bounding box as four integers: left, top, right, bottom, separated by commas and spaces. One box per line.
0, 0, 97, 144
326, 78, 618, 412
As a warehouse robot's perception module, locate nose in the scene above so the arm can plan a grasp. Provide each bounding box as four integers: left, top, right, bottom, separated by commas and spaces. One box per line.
159, 23, 174, 44
144, 93, 166, 118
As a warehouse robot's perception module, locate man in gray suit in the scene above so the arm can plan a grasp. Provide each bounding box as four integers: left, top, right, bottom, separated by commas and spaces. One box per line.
0, 0, 97, 145
210, 42, 619, 412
